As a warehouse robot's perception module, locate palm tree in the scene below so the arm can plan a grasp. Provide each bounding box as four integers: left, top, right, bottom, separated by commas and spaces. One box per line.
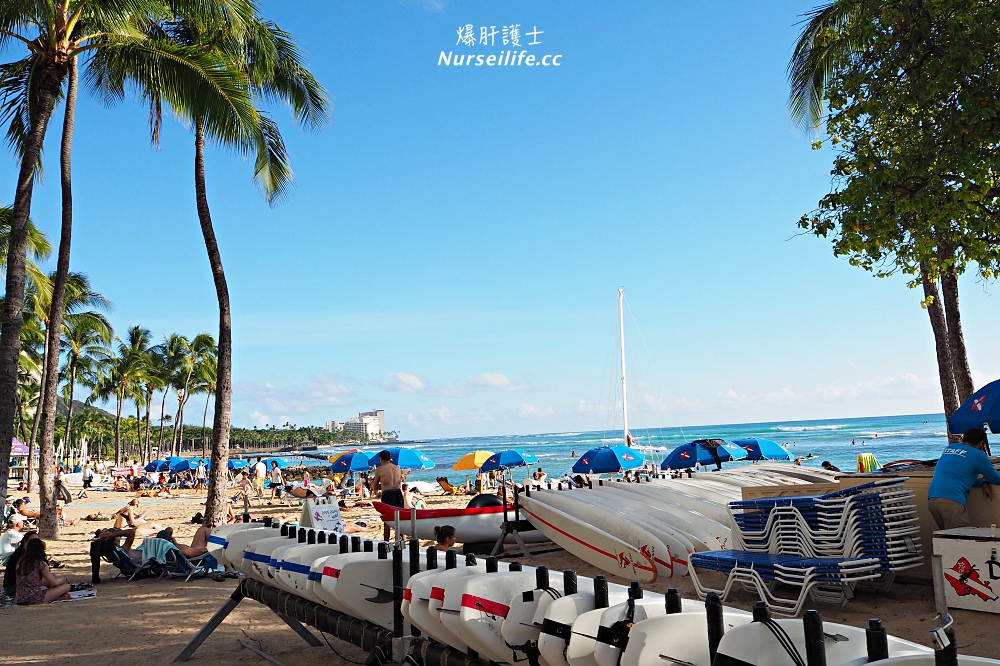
191, 352, 216, 458
149, 5, 328, 527
60, 312, 113, 454
0, 0, 262, 504
786, 2, 974, 420
170, 333, 214, 456
152, 333, 186, 456
93, 326, 153, 465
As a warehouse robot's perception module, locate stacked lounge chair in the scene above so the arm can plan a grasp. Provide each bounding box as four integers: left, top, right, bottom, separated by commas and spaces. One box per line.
689, 478, 922, 615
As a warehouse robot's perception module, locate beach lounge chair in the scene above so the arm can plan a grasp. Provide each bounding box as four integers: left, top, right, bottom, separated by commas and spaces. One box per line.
133, 537, 211, 582
436, 477, 467, 495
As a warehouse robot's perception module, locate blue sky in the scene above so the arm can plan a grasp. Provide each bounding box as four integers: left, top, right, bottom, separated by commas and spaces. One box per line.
3, 1, 999, 439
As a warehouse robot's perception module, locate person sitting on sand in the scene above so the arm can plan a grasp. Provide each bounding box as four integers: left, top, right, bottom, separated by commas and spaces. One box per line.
3, 530, 38, 598
1, 515, 26, 557
14, 538, 71, 605
113, 499, 165, 532
433, 525, 457, 552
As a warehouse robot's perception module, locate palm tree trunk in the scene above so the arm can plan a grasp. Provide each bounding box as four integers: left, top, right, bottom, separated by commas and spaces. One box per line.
202, 393, 210, 458
63, 358, 79, 456
0, 62, 66, 501
27, 358, 48, 454
939, 261, 974, 403
921, 263, 960, 421
157, 390, 168, 453
114, 387, 124, 465
194, 118, 234, 528
37, 60, 79, 538
143, 385, 154, 461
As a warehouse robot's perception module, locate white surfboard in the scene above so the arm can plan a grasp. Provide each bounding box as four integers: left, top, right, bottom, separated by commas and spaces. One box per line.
500, 574, 567, 665
529, 489, 690, 578
591, 596, 706, 666
275, 542, 347, 600
520, 495, 657, 583
207, 522, 271, 568
714, 618, 932, 666
243, 534, 305, 582
427, 566, 487, 652
440, 569, 539, 663
618, 609, 754, 666
225, 526, 282, 574
314, 551, 390, 614
333, 554, 421, 631
592, 484, 733, 550
536, 587, 631, 666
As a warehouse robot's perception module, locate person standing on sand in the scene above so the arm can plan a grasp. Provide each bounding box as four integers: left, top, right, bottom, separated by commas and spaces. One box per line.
928, 428, 1000, 530
371, 450, 403, 540
252, 457, 267, 498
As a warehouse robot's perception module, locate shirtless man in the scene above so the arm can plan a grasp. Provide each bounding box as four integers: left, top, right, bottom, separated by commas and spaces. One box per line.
371, 450, 403, 540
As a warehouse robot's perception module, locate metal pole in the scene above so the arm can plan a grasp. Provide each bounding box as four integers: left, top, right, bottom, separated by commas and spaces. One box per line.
866, 619, 889, 662
705, 592, 724, 663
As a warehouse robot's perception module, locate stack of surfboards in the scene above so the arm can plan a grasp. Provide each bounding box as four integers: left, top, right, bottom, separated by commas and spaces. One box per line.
207, 520, 999, 665
517, 464, 838, 582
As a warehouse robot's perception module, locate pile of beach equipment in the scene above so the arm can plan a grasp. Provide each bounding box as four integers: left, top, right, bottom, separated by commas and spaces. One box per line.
192, 515, 994, 666
690, 477, 923, 615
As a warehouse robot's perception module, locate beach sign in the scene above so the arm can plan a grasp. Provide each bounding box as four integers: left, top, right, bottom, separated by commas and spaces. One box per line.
299, 498, 346, 532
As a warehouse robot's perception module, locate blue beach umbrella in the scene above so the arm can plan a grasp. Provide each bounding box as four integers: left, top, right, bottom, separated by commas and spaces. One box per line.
264, 458, 290, 469
330, 451, 376, 472
479, 449, 539, 473
948, 378, 1000, 434
227, 459, 249, 471
171, 457, 208, 473
661, 439, 748, 470
144, 459, 169, 472
377, 447, 435, 470
732, 438, 791, 461
572, 446, 645, 474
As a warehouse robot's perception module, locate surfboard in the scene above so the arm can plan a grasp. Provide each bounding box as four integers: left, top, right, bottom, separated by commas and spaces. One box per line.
224, 526, 281, 573
519, 495, 657, 583
536, 587, 631, 666
436, 569, 539, 663
426, 566, 487, 652
207, 522, 269, 568
500, 575, 567, 665
713, 618, 932, 666
274, 542, 347, 601
313, 551, 392, 614
333, 554, 422, 631
242, 534, 305, 582
528, 489, 691, 578
590, 596, 706, 666
618, 609, 754, 666
592, 484, 733, 550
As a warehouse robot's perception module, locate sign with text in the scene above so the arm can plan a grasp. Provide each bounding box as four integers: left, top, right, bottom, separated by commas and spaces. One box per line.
299, 498, 346, 533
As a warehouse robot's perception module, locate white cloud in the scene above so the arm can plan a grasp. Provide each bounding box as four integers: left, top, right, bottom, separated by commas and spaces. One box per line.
248, 410, 269, 426
385, 372, 426, 393
234, 374, 354, 423
575, 399, 603, 415
468, 373, 527, 392
435, 406, 457, 424
518, 403, 555, 418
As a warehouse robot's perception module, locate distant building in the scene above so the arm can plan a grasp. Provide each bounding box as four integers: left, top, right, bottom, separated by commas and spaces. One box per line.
326, 409, 385, 440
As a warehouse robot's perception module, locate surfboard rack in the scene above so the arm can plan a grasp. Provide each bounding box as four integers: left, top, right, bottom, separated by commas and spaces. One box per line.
491, 486, 535, 558
174, 565, 494, 666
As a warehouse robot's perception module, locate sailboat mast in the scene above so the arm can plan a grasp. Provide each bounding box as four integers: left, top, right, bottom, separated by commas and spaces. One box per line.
619, 288, 629, 446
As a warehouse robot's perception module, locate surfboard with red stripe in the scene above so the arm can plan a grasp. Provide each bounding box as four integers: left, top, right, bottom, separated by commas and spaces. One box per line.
519, 495, 656, 583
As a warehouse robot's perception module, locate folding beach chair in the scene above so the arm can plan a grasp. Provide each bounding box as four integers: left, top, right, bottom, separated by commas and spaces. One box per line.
436, 477, 467, 495
133, 537, 211, 582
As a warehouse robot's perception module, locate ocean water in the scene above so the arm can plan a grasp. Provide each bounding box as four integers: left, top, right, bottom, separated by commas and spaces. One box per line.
268, 412, 951, 485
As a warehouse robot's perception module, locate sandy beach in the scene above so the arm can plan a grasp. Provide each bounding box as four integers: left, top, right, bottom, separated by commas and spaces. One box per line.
2, 487, 998, 665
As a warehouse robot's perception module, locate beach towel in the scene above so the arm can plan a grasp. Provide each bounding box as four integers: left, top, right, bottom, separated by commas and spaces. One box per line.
139, 537, 177, 566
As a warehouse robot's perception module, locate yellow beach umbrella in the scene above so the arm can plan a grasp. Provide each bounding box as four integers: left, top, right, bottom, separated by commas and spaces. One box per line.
454, 450, 496, 493
329, 448, 361, 464
453, 450, 495, 471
